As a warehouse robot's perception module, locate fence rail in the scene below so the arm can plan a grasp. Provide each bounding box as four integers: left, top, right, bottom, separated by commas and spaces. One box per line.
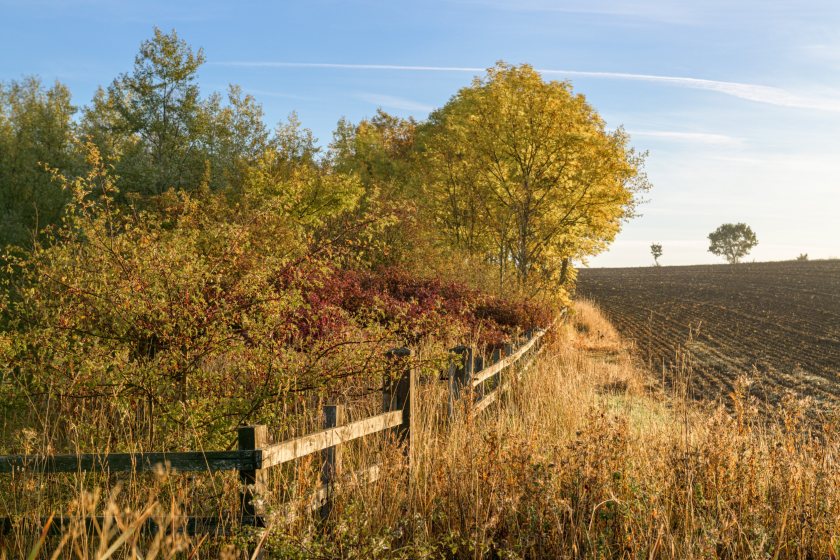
260, 410, 403, 469
0, 313, 560, 541
0, 450, 259, 474
471, 327, 543, 387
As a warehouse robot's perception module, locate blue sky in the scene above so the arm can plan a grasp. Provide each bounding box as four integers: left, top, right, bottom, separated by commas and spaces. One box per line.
2, 0, 839, 267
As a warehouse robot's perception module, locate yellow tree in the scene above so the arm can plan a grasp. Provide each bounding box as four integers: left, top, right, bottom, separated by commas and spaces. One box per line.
420, 62, 649, 292
244, 114, 363, 236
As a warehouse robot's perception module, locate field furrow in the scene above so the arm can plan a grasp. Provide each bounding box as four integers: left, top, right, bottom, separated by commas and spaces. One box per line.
578, 260, 840, 417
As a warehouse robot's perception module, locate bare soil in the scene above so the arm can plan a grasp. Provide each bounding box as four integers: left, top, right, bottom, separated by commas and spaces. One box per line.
577, 260, 840, 416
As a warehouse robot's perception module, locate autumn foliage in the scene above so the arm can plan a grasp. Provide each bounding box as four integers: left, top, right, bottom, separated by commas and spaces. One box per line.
0, 143, 555, 454
0, 29, 655, 557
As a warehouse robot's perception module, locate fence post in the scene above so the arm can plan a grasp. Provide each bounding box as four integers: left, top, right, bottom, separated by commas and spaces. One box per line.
383, 347, 413, 468
473, 353, 485, 402
491, 347, 503, 390
238, 424, 268, 525
501, 342, 515, 397
319, 404, 345, 521
448, 345, 472, 417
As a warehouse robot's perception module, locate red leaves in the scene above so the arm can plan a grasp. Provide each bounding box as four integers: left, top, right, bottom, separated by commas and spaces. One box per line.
280, 265, 546, 347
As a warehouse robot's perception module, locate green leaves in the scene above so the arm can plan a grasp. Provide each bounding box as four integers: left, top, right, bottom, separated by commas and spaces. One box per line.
80, 28, 270, 198
708, 223, 758, 264
0, 77, 80, 248
244, 122, 364, 234
1, 38, 649, 458
650, 243, 663, 266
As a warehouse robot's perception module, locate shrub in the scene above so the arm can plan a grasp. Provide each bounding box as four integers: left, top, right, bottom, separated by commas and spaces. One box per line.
0, 147, 551, 455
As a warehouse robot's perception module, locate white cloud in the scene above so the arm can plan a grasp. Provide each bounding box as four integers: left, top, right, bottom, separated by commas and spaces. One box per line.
630, 130, 741, 145
215, 61, 840, 113
356, 93, 434, 113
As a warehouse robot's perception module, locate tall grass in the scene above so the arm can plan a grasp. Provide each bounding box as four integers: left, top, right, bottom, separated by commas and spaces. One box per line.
264, 301, 838, 558
3, 301, 839, 558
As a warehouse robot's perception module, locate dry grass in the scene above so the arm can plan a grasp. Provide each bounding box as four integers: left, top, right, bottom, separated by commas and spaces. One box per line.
257, 301, 839, 558
4, 301, 840, 558
569, 299, 624, 353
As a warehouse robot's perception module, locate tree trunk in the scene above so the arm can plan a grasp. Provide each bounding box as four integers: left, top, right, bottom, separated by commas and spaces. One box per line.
559, 257, 570, 285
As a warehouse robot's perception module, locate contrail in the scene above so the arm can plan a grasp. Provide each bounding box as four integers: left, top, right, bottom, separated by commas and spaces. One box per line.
215, 61, 840, 112
216, 62, 487, 73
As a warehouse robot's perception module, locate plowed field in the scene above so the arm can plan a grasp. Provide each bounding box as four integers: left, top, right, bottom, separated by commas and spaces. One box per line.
577, 260, 840, 416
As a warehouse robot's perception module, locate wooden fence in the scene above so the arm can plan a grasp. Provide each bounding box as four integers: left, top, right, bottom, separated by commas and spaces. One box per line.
0, 321, 554, 538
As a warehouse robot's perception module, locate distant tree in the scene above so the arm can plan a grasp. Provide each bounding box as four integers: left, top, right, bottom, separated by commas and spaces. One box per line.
796, 253, 808, 261
199, 84, 271, 193
707, 223, 758, 264
330, 110, 418, 200
650, 243, 662, 266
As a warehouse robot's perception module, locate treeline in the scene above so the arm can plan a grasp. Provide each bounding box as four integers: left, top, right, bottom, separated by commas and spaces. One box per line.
1, 28, 648, 291
0, 29, 648, 450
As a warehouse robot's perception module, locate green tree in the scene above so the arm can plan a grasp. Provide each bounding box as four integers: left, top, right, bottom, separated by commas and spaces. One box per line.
708, 223, 758, 264
81, 28, 269, 196
650, 243, 663, 266
87, 27, 206, 194
328, 110, 421, 267
419, 62, 649, 292
330, 110, 418, 198
198, 85, 271, 193
0, 77, 80, 248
